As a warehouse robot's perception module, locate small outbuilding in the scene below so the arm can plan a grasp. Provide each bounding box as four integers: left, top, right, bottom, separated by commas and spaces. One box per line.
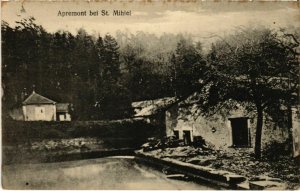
22, 91, 57, 121
56, 103, 71, 121
10, 91, 72, 121
131, 97, 177, 133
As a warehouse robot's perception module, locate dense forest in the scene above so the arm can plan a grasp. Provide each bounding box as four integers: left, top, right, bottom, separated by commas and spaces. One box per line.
1, 17, 205, 120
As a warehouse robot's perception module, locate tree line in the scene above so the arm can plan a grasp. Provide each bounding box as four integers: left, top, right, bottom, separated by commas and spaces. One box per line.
1, 17, 189, 120
2, 17, 299, 158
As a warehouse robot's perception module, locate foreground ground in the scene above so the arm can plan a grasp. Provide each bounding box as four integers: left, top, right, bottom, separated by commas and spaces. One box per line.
141, 146, 300, 189
2, 156, 217, 190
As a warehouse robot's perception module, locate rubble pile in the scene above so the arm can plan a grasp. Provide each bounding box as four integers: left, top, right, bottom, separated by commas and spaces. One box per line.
141, 141, 300, 189
211, 149, 300, 188
141, 136, 214, 152
144, 146, 216, 159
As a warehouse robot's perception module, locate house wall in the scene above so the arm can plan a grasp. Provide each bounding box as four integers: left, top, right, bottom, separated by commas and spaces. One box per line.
57, 112, 71, 121
166, 102, 290, 150
23, 104, 56, 121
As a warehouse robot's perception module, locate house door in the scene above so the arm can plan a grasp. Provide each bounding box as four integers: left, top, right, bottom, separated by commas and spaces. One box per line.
35, 106, 46, 120
230, 118, 249, 147
183, 130, 192, 145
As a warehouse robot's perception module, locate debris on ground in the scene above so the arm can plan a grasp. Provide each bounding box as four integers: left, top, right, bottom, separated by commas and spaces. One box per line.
141, 137, 300, 190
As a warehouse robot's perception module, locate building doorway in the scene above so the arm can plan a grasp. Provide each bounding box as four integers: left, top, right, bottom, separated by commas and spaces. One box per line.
229, 117, 250, 147
183, 130, 192, 145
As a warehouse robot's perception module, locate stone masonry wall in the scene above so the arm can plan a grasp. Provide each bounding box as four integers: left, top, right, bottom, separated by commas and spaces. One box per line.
166, 102, 290, 151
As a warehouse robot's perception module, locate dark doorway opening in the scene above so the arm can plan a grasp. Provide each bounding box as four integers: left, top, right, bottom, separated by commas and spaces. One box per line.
173, 130, 179, 139
229, 117, 250, 147
183, 130, 192, 145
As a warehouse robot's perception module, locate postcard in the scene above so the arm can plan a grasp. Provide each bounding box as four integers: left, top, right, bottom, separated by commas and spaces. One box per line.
1, 1, 299, 190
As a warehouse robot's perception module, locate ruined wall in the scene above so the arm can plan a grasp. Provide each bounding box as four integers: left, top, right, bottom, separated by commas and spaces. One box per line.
23, 104, 56, 121
166, 102, 290, 150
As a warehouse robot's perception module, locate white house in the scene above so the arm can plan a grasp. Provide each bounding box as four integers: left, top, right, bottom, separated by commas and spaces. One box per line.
14, 91, 72, 121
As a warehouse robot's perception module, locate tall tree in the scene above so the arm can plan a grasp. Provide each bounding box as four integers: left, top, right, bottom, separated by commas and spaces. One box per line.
2, 17, 49, 108
96, 34, 133, 119
205, 27, 299, 158
170, 38, 207, 98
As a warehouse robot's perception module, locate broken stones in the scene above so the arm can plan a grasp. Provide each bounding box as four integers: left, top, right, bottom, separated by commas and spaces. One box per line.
141, 145, 299, 189
249, 181, 287, 190
251, 175, 282, 182
186, 157, 216, 166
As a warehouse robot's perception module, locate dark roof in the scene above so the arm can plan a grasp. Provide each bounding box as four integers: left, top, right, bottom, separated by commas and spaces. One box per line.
23, 91, 56, 105
56, 103, 70, 112
132, 97, 177, 117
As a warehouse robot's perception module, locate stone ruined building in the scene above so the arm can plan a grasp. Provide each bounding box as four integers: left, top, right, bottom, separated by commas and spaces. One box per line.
131, 97, 178, 136
165, 92, 300, 157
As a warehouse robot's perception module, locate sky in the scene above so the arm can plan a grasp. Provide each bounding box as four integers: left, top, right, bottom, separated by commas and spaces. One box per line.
2, 1, 300, 43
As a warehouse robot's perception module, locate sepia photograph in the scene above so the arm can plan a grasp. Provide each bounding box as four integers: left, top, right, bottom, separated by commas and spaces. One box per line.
1, 0, 300, 190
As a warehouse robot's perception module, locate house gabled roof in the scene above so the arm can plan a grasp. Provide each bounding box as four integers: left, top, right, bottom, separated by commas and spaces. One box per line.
132, 97, 177, 117
22, 91, 56, 105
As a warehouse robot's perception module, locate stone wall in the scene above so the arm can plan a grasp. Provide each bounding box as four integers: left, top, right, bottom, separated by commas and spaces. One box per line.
166, 101, 290, 151
2, 118, 163, 164
2, 118, 162, 146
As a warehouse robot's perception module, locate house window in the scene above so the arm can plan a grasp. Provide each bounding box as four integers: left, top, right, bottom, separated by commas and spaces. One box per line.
229, 117, 250, 147
183, 130, 192, 145
173, 130, 179, 139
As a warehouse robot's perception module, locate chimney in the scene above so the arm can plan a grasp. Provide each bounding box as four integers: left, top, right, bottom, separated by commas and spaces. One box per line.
32, 84, 36, 93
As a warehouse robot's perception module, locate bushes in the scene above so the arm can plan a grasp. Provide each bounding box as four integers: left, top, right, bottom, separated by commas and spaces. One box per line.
263, 140, 291, 160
